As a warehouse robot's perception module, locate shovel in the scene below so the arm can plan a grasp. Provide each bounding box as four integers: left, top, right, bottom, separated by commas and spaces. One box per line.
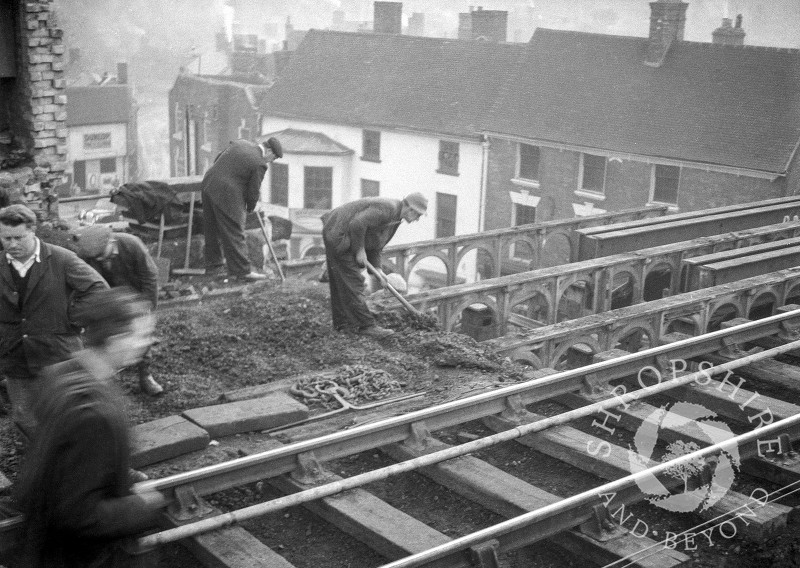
256, 210, 286, 283
364, 260, 422, 317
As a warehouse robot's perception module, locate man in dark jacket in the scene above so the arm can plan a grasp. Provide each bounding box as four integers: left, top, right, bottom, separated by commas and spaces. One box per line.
201, 137, 283, 281
12, 288, 166, 568
72, 225, 164, 396
0, 205, 108, 436
321, 193, 427, 338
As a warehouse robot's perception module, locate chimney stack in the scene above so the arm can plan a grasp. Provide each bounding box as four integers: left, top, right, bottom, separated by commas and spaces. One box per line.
712, 14, 746, 46
116, 62, 128, 84
408, 12, 425, 36
644, 0, 688, 67
374, 1, 402, 34
470, 9, 508, 42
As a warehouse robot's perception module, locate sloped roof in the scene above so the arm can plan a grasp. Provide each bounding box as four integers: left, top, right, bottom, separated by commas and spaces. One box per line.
486, 28, 800, 174
261, 29, 526, 139
258, 129, 354, 155
66, 85, 132, 126
171, 74, 271, 108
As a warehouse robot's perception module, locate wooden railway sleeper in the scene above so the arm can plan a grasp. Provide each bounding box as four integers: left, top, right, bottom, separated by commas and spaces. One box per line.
579, 503, 628, 542
468, 539, 501, 568
166, 484, 214, 522
760, 433, 800, 466
290, 450, 336, 486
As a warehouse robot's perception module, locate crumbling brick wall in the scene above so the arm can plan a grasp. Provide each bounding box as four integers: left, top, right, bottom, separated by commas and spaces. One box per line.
0, 0, 67, 219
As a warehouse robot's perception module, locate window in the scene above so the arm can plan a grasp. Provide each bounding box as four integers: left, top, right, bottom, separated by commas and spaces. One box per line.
580, 153, 606, 194
438, 140, 459, 175
514, 203, 536, 226
436, 193, 457, 238
362, 130, 380, 162
304, 166, 332, 209
271, 162, 288, 206
100, 157, 116, 173
518, 144, 540, 181
361, 179, 380, 198
512, 203, 536, 260
652, 164, 680, 205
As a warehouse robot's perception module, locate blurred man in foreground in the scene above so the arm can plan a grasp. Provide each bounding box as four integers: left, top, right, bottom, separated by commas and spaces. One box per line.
12, 287, 166, 568
72, 225, 163, 396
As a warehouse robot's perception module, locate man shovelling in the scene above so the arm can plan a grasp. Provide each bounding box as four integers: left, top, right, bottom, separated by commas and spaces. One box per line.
321, 193, 427, 339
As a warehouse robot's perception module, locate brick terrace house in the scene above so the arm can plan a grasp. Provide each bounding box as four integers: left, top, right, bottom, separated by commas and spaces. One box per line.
482, 0, 800, 233
257, 23, 523, 280
168, 73, 270, 177
0, 0, 67, 217
65, 66, 138, 196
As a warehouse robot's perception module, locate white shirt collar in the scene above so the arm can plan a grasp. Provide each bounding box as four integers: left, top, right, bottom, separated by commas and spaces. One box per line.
6, 236, 41, 264
7, 237, 41, 277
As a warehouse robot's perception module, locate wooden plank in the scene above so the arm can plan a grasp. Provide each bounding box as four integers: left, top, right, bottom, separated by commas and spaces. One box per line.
383, 438, 688, 568
268, 473, 450, 560
702, 352, 800, 395
182, 525, 296, 568
556, 391, 800, 497
483, 412, 790, 542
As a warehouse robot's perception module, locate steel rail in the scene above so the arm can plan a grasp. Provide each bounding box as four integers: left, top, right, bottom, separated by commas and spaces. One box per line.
135, 338, 800, 549
378, 409, 800, 568
2, 311, 798, 551
129, 308, 800, 498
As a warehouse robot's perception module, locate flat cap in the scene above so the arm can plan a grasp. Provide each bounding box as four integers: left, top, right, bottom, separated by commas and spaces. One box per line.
263, 137, 283, 159
72, 225, 112, 259
404, 192, 428, 215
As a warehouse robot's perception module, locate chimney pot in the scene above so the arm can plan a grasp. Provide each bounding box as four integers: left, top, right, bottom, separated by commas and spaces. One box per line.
735, 14, 743, 28
116, 62, 128, 84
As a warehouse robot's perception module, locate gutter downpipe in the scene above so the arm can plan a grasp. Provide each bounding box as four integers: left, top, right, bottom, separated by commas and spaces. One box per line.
479, 134, 490, 231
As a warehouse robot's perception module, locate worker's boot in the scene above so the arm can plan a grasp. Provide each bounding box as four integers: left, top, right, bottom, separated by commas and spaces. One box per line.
139, 372, 164, 397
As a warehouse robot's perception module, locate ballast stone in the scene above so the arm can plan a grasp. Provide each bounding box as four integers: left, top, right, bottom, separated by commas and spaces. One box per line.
182, 393, 309, 438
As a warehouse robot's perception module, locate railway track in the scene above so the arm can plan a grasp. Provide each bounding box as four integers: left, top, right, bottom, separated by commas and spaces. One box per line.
5, 311, 800, 568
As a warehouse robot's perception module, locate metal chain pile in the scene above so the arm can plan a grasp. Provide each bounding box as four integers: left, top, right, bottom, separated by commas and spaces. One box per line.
289, 365, 405, 409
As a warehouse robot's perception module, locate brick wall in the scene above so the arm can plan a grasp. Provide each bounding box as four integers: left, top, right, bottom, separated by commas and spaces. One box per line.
485, 135, 789, 227
677, 168, 783, 210
0, 0, 67, 217
169, 75, 262, 178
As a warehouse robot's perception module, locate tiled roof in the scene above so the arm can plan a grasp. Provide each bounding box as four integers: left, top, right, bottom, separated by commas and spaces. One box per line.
66, 85, 132, 126
486, 28, 800, 174
258, 129, 354, 155
261, 29, 526, 139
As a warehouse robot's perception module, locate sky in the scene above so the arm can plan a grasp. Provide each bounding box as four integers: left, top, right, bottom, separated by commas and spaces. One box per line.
54, 0, 799, 88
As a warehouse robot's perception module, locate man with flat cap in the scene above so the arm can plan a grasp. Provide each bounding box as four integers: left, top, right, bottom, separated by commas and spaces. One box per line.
71, 225, 164, 396
201, 136, 283, 281
321, 192, 428, 339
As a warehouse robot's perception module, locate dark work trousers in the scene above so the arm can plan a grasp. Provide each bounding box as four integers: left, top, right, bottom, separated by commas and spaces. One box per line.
323, 236, 381, 331
202, 194, 251, 276
136, 346, 153, 379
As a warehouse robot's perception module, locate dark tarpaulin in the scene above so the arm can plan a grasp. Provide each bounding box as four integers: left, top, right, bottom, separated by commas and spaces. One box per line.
110, 181, 188, 225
